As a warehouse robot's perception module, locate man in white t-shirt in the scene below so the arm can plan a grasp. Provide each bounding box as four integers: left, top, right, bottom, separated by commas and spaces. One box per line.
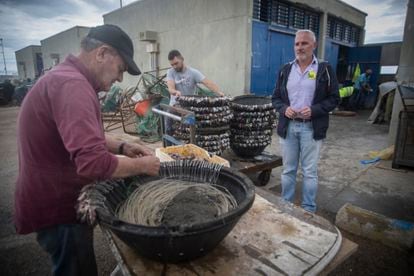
166, 49, 224, 103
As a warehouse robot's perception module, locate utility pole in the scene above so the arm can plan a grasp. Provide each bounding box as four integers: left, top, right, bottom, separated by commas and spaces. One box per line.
0, 38, 7, 75
120, 0, 123, 8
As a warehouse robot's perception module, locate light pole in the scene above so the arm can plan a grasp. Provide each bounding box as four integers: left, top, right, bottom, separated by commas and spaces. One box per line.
0, 38, 7, 75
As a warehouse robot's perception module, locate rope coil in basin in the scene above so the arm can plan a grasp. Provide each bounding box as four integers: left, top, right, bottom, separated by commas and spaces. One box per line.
76, 160, 255, 262
116, 178, 238, 227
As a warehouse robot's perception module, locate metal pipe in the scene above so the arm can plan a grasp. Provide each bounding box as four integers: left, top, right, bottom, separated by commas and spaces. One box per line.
152, 103, 197, 145
152, 107, 182, 121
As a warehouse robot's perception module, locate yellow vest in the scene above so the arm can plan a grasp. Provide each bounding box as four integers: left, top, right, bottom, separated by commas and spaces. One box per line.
339, 86, 354, 98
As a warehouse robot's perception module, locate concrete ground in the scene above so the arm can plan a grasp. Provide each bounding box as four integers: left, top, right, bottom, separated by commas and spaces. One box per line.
263, 110, 414, 223
0, 106, 413, 275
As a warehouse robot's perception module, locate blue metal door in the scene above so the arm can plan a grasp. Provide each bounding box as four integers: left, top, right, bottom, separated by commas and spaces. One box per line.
250, 21, 269, 95
250, 21, 295, 96
267, 31, 295, 93
325, 40, 339, 73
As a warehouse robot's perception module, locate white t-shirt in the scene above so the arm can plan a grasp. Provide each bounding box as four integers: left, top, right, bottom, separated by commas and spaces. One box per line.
166, 66, 205, 105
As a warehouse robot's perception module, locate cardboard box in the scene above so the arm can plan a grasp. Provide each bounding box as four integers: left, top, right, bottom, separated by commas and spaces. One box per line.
156, 144, 230, 167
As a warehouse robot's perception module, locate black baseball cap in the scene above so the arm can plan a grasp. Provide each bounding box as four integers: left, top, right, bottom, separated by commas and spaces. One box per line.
87, 24, 141, 76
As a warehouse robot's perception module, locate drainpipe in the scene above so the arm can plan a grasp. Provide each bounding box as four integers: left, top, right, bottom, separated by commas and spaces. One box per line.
146, 42, 159, 77
317, 11, 327, 60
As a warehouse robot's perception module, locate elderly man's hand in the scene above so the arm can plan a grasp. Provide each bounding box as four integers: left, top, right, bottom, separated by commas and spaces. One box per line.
140, 156, 160, 176
123, 143, 153, 158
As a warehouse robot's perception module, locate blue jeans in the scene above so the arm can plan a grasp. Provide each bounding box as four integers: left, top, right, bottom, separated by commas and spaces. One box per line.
36, 224, 97, 276
279, 121, 322, 212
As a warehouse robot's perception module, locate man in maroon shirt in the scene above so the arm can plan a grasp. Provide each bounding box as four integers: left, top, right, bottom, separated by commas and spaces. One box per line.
15, 24, 160, 275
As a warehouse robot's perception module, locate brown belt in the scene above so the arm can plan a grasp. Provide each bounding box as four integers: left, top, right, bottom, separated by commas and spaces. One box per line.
292, 118, 311, 122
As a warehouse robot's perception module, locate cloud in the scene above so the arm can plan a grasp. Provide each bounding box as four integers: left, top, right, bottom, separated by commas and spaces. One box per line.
1, 0, 78, 19
342, 0, 407, 43
79, 0, 120, 11
0, 0, 123, 74
0, 0, 140, 74
381, 0, 408, 16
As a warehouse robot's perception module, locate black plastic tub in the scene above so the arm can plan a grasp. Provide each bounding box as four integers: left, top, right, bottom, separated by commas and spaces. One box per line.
96, 165, 255, 263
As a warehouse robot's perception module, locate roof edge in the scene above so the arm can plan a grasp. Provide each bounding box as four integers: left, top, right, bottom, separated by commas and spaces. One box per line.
15, 45, 42, 53
337, 0, 368, 16
103, 0, 145, 17
40, 25, 91, 43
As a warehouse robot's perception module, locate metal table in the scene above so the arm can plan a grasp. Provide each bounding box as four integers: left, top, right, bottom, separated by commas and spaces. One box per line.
220, 150, 283, 186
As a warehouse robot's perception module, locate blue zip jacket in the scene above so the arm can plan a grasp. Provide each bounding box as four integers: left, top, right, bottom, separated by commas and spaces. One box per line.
272, 61, 340, 140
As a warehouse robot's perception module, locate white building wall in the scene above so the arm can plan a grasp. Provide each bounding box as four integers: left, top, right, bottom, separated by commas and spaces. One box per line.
40, 26, 91, 70
15, 45, 42, 80
104, 0, 365, 95
104, 0, 252, 96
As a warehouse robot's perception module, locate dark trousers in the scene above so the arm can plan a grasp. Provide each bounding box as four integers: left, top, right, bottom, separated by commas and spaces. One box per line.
348, 88, 367, 110
36, 224, 97, 276
347, 88, 359, 110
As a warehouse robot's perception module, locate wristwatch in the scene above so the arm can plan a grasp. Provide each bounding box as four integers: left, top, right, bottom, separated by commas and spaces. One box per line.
118, 142, 127, 155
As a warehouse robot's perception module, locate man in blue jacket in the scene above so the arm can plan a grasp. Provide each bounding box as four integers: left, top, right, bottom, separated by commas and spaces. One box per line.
349, 68, 373, 110
272, 30, 339, 212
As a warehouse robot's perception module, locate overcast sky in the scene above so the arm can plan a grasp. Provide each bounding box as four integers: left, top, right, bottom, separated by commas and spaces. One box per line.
0, 0, 409, 75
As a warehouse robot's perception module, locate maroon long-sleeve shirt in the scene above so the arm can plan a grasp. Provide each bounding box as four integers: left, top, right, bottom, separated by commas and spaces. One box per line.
15, 55, 118, 234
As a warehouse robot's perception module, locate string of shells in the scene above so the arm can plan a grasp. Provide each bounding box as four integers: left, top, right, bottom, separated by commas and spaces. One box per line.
173, 96, 232, 155
229, 96, 278, 157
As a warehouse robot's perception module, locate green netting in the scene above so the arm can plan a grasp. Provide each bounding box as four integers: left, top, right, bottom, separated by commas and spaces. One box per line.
102, 85, 122, 112
141, 73, 170, 100
135, 109, 161, 142
195, 85, 216, 97
132, 73, 171, 142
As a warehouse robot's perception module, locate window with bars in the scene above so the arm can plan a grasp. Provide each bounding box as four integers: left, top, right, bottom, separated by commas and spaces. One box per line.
327, 18, 332, 37
308, 13, 319, 34
327, 16, 361, 45
350, 27, 359, 44
254, 0, 319, 35
343, 25, 351, 42
271, 1, 289, 26
252, 0, 364, 45
253, 0, 271, 22
334, 22, 343, 40
291, 8, 305, 29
